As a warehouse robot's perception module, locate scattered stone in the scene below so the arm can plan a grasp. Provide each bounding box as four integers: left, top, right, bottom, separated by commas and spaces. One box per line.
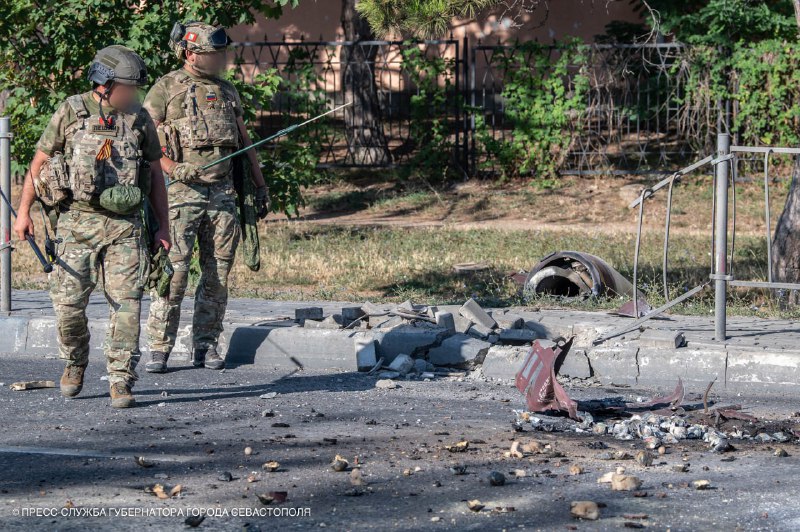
375, 379, 397, 389
453, 314, 473, 334
635, 451, 653, 467
342, 306, 365, 323
672, 464, 688, 473
658, 446, 666, 456
450, 464, 467, 475
569, 465, 584, 475
692, 479, 712, 490
244, 446, 253, 456
262, 461, 280, 472
459, 298, 497, 329
445, 441, 469, 453
377, 370, 401, 379
505, 441, 524, 459
467, 322, 493, 340
354, 337, 378, 371
295, 307, 323, 323
495, 313, 524, 330
435, 312, 456, 333
261, 409, 275, 417
638, 329, 685, 349
331, 455, 349, 472
259, 392, 277, 399
427, 334, 491, 368
430, 516, 441, 522
350, 468, 364, 486
611, 474, 642, 491
513, 469, 527, 477
185, 514, 205, 527
467, 500, 485, 512
570, 501, 600, 521
304, 316, 341, 329
217, 471, 233, 482
488, 471, 506, 486
135, 456, 155, 468
413, 358, 429, 374
388, 354, 415, 375
775, 448, 789, 457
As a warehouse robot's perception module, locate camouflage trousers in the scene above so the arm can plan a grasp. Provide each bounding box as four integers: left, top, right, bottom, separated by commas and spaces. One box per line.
49, 209, 148, 385
147, 179, 240, 354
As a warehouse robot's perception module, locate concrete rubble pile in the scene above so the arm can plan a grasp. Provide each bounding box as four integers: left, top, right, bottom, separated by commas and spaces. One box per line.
293, 297, 543, 376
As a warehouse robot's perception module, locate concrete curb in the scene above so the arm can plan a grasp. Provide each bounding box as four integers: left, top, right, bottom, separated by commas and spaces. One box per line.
2, 293, 800, 391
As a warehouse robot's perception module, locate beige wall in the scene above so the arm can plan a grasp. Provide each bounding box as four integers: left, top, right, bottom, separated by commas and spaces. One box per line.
230, 0, 643, 43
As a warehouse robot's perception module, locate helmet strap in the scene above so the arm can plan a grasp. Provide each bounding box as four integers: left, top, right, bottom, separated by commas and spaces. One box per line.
93, 84, 113, 126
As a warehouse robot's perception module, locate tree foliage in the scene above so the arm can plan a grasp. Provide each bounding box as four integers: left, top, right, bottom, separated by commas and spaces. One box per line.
643, 0, 796, 45
356, 0, 498, 38
0, 0, 298, 174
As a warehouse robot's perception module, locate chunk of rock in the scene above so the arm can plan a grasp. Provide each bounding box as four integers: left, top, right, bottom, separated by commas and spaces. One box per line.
488, 471, 506, 486
427, 334, 491, 368
459, 298, 497, 329
375, 379, 397, 389
570, 501, 600, 520
611, 474, 642, 491
388, 354, 415, 375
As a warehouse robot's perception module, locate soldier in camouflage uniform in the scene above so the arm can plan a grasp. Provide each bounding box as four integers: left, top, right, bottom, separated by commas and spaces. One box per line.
144, 22, 269, 372
13, 46, 171, 408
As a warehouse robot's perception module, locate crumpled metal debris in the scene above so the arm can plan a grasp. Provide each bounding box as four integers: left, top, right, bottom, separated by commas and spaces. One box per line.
524, 251, 637, 300
515, 338, 579, 420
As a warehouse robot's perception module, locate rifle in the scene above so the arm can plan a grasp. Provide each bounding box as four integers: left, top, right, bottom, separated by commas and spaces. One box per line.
0, 188, 53, 273
166, 101, 352, 187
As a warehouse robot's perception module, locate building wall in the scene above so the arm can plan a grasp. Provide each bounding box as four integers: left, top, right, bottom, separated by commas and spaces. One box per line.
229, 0, 644, 43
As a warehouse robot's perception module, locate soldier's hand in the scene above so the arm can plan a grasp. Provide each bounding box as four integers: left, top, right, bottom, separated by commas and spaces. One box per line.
255, 186, 270, 219
171, 163, 200, 183
13, 212, 34, 241
153, 228, 171, 253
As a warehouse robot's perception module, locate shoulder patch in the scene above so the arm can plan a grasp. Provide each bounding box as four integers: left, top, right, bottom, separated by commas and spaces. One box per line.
66, 94, 89, 119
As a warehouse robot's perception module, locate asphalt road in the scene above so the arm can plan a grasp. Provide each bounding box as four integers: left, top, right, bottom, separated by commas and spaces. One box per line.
0, 352, 799, 531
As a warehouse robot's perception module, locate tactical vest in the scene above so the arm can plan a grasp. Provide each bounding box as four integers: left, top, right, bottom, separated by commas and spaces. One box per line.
169, 74, 239, 166
63, 95, 143, 202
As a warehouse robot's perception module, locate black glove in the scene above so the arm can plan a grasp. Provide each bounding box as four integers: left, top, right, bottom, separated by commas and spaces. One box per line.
255, 186, 270, 219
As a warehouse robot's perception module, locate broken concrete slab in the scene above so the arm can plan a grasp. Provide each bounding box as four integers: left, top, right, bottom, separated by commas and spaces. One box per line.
638, 329, 686, 349
495, 313, 524, 330
481, 345, 529, 381
428, 334, 491, 368
467, 322, 493, 340
304, 316, 341, 330
370, 325, 446, 363
354, 336, 378, 371
498, 328, 543, 344
295, 307, 323, 323
374, 315, 404, 330
388, 354, 415, 374
342, 306, 366, 323
459, 298, 497, 329
236, 327, 369, 370
453, 314, 472, 334
361, 301, 388, 317
435, 312, 456, 333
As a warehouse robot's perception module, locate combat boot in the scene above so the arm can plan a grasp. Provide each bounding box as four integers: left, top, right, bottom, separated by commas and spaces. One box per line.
60, 364, 86, 398
110, 381, 136, 408
194, 346, 225, 370
145, 351, 169, 373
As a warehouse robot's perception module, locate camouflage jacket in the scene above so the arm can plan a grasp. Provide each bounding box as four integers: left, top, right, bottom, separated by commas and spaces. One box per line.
143, 68, 243, 182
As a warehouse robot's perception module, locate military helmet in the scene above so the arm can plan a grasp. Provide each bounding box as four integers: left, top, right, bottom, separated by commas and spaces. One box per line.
87, 45, 148, 86
169, 21, 230, 59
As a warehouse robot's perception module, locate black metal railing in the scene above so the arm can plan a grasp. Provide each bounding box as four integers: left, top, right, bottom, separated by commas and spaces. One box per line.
231, 39, 717, 176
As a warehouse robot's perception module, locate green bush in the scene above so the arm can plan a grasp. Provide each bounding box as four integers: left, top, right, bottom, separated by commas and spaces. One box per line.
473, 40, 588, 181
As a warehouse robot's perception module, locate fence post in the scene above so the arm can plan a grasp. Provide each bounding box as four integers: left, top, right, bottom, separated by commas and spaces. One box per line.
713, 132, 730, 341
0, 117, 11, 314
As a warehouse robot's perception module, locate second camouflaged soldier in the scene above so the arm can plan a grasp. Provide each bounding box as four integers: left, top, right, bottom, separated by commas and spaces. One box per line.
144, 22, 269, 372
13, 46, 171, 407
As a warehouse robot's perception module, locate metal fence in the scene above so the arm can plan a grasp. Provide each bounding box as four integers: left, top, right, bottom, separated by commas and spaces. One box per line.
230, 39, 727, 176
231, 37, 467, 170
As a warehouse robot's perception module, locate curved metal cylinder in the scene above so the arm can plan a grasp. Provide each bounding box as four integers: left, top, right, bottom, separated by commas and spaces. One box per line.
524, 251, 634, 299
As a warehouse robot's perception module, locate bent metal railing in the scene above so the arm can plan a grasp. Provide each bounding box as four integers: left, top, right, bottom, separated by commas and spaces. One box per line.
596, 134, 800, 344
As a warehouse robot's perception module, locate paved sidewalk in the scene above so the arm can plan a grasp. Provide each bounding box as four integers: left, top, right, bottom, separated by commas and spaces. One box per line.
2, 290, 799, 391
